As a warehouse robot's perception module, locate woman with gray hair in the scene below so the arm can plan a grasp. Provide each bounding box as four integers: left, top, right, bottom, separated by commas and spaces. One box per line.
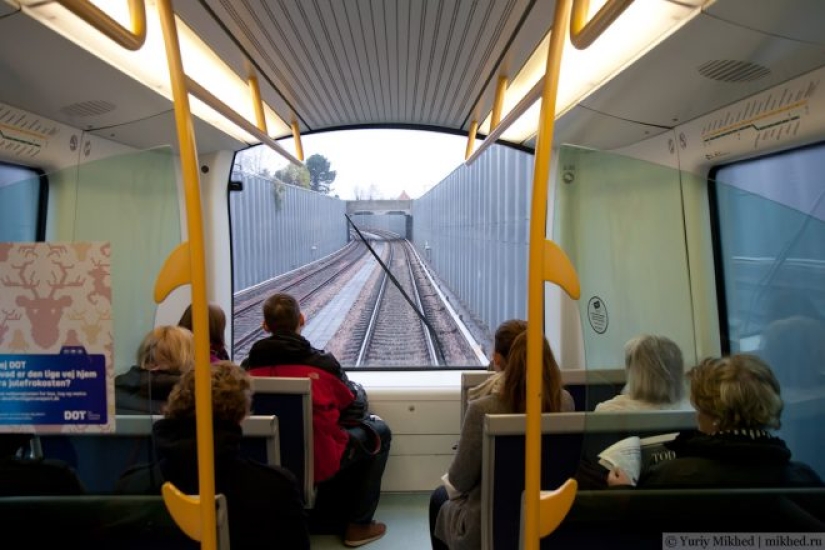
595, 334, 690, 412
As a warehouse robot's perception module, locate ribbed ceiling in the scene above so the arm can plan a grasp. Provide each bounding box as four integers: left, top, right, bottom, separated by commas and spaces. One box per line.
201, 0, 541, 133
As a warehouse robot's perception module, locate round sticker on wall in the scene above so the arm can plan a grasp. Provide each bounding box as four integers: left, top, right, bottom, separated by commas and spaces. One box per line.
587, 296, 609, 334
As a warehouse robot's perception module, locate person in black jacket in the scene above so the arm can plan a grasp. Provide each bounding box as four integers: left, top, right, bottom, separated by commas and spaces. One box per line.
115, 325, 194, 414
607, 354, 824, 488
244, 292, 390, 547
116, 361, 310, 550
0, 433, 85, 496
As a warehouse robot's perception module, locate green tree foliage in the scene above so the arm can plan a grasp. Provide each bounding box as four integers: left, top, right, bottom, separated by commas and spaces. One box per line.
274, 163, 310, 189
305, 154, 337, 194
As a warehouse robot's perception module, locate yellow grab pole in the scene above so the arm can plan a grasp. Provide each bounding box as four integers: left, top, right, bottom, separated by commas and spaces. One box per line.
490, 75, 508, 130
249, 74, 268, 134
465, 120, 478, 161
156, 1, 217, 549
524, 1, 575, 550
291, 122, 305, 162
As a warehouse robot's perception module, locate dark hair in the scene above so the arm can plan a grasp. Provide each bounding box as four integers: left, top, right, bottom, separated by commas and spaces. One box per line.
262, 293, 301, 332
178, 303, 227, 348
501, 331, 564, 413
494, 319, 528, 359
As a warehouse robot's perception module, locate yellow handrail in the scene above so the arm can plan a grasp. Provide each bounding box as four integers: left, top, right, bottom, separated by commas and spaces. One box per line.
56, 0, 146, 50
155, 1, 216, 549
291, 122, 305, 162
524, 1, 577, 549
465, 120, 479, 161
465, 77, 541, 166
523, 1, 634, 548
248, 74, 268, 135
186, 77, 303, 167
570, 0, 634, 50
490, 75, 508, 130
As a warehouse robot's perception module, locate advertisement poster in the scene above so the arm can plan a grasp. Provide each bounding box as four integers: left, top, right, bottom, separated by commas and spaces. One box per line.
0, 242, 114, 433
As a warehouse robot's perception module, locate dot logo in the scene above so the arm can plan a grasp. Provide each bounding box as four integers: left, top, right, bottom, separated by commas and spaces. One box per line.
64, 410, 88, 421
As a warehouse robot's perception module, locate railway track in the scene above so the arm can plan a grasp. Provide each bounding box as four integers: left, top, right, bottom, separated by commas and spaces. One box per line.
233, 235, 484, 367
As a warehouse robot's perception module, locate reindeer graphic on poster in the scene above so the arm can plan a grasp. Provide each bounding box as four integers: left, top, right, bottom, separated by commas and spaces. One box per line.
0, 242, 113, 433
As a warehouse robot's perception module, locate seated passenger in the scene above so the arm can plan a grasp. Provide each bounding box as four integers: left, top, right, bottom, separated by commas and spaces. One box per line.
430, 331, 574, 550
0, 433, 85, 496
178, 303, 230, 363
115, 361, 310, 550
466, 319, 526, 402
115, 325, 194, 414
607, 354, 824, 488
595, 334, 690, 412
245, 292, 390, 547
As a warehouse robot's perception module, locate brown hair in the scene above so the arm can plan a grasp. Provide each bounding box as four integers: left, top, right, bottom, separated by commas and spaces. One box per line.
165, 361, 252, 425
689, 354, 783, 431
500, 331, 564, 413
494, 319, 528, 359
137, 325, 194, 374
178, 303, 227, 349
262, 293, 301, 332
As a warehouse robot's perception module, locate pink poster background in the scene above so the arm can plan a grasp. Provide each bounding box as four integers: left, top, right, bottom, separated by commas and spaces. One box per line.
0, 242, 114, 433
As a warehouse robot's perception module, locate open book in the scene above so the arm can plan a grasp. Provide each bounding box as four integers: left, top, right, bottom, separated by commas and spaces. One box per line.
597, 433, 678, 486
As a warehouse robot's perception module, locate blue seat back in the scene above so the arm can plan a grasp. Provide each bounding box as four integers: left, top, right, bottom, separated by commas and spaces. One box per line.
38, 415, 279, 494
250, 377, 314, 507
482, 411, 696, 550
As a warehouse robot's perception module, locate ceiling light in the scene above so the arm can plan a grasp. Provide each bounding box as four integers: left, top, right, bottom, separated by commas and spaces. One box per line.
14, 0, 292, 147
479, 0, 704, 144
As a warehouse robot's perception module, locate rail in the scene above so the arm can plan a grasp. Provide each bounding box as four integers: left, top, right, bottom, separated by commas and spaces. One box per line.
57, 0, 146, 50
517, 1, 635, 549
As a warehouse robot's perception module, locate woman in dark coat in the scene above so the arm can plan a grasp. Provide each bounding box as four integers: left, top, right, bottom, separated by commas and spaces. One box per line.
114, 325, 194, 414
608, 354, 823, 489
116, 361, 310, 550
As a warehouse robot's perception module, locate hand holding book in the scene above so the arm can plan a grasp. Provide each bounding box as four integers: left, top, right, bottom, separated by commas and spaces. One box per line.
598, 436, 642, 486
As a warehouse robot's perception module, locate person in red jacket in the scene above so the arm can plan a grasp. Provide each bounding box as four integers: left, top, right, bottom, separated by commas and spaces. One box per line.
245, 292, 391, 548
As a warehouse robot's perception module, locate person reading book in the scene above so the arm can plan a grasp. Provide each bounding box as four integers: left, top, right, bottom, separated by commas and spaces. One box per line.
605, 354, 823, 488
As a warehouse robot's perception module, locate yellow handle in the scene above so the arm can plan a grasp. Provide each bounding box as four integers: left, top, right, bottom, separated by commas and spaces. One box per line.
56, 0, 147, 50
162, 482, 204, 541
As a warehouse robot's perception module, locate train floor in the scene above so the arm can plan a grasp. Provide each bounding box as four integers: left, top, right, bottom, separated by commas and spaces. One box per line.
310, 492, 431, 549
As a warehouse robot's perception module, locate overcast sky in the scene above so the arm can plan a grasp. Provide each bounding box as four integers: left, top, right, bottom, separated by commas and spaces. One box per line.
244, 128, 478, 200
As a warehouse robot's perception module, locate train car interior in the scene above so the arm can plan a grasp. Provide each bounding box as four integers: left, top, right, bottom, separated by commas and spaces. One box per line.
1, 0, 824, 548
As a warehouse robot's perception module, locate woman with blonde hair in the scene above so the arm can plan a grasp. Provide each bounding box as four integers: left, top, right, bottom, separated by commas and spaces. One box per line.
596, 334, 689, 412
430, 331, 574, 550
114, 325, 194, 414
608, 354, 823, 488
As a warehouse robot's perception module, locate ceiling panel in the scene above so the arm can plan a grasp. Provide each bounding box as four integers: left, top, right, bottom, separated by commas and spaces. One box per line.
552, 107, 671, 151
198, 0, 541, 133
0, 13, 175, 138
705, 0, 825, 47
579, 12, 825, 129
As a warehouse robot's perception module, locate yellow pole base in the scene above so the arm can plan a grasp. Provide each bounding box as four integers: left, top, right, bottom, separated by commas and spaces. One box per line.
162, 481, 203, 542
538, 478, 578, 537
